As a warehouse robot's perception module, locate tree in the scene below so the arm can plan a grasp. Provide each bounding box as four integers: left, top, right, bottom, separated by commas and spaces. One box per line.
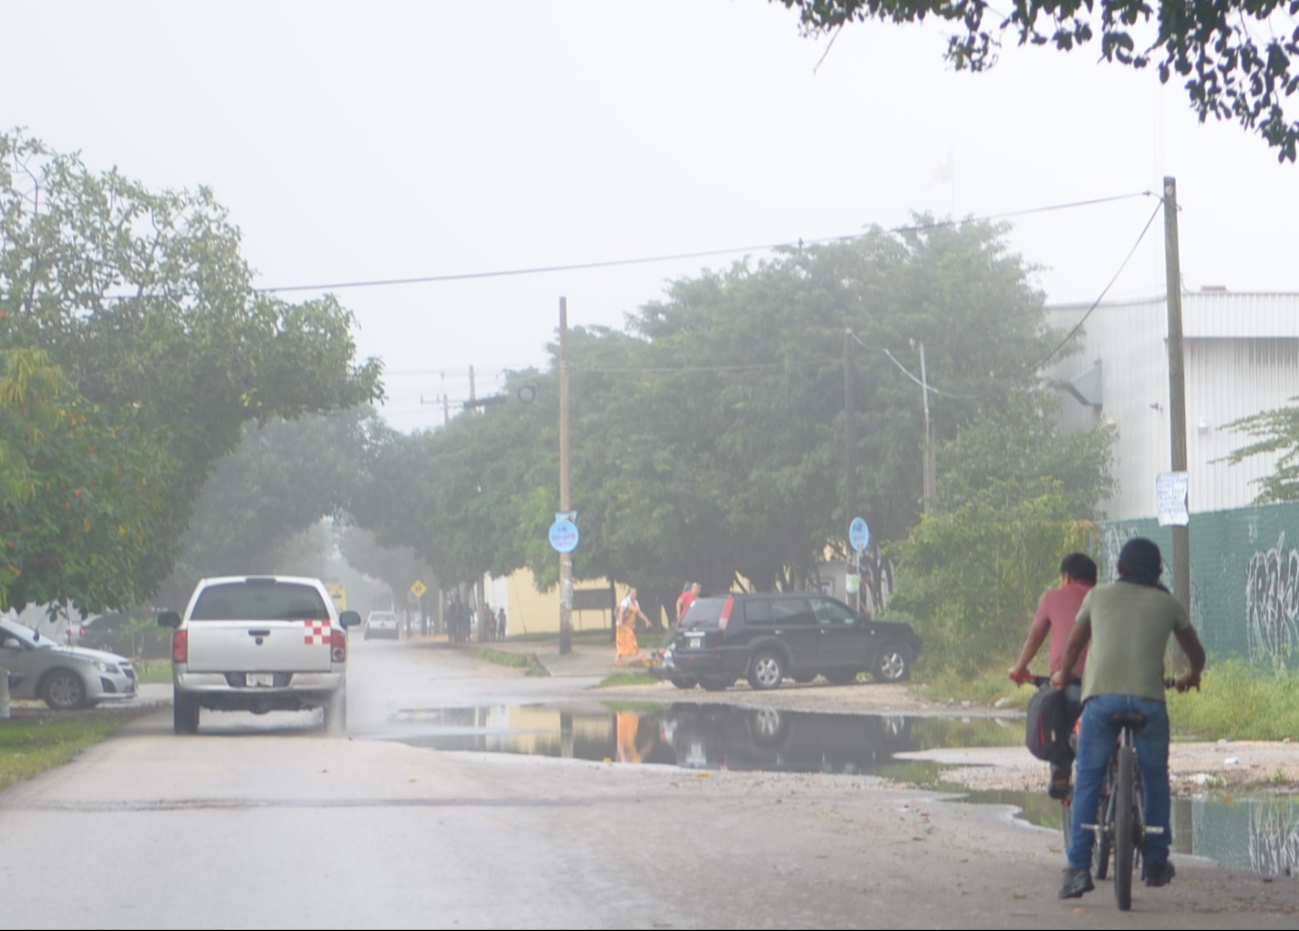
0, 347, 169, 612
351, 217, 1087, 621
774, 0, 1299, 161
887, 481, 1098, 675
0, 132, 382, 613
156, 407, 387, 607
1223, 401, 1299, 501
938, 391, 1114, 516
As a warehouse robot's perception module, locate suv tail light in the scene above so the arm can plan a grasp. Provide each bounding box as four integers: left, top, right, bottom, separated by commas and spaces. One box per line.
172, 629, 188, 664
717, 596, 736, 632
331, 628, 347, 663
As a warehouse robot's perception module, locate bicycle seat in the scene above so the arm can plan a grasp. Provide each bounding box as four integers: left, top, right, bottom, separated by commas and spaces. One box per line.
1108, 711, 1147, 727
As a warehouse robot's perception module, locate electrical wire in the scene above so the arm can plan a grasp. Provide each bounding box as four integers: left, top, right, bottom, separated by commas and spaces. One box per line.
1029, 196, 1165, 373
253, 192, 1156, 295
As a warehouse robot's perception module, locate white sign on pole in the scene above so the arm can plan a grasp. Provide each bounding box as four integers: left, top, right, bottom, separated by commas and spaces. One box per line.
1156, 472, 1190, 527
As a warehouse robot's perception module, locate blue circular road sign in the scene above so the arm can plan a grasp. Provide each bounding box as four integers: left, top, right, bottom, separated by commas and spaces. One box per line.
549, 519, 580, 554
849, 517, 870, 553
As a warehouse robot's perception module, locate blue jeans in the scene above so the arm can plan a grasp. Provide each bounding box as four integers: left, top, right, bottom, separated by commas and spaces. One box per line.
1067, 694, 1171, 871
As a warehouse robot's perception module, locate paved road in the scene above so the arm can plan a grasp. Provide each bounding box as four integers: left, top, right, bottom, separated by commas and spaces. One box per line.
2, 639, 1296, 929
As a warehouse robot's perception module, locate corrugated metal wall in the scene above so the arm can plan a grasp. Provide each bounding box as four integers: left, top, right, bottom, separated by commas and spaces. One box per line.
1047, 293, 1299, 521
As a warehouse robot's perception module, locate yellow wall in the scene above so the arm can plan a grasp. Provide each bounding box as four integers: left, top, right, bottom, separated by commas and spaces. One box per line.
495, 566, 619, 636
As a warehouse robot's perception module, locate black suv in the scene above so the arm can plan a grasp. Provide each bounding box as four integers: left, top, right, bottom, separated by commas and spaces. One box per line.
658, 592, 920, 691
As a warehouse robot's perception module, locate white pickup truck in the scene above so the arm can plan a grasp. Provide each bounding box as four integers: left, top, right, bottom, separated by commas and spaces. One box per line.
158, 575, 361, 735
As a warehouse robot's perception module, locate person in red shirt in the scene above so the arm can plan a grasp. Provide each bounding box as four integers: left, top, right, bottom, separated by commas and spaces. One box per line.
675, 582, 701, 627
1008, 552, 1098, 798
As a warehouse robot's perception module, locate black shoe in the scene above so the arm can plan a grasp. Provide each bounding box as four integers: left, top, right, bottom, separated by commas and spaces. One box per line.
1059, 867, 1095, 899
1048, 772, 1071, 800
1144, 860, 1176, 887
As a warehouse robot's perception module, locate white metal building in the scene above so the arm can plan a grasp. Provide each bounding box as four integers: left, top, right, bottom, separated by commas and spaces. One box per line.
1046, 291, 1299, 521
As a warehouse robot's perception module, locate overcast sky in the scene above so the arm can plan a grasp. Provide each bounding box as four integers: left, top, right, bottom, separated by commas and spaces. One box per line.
6, 0, 1298, 430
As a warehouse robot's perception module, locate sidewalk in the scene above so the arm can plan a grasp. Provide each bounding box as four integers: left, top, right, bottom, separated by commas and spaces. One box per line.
479, 634, 625, 678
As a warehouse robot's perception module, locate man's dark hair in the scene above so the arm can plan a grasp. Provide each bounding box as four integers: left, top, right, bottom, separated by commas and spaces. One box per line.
1059, 552, 1098, 585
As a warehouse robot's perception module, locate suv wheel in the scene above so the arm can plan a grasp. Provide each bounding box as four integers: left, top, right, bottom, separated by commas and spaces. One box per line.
873, 643, 910, 682
174, 689, 200, 734
747, 650, 786, 691
669, 677, 698, 690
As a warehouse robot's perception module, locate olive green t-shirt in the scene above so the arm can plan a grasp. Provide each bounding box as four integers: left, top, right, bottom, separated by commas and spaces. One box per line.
1076, 581, 1191, 702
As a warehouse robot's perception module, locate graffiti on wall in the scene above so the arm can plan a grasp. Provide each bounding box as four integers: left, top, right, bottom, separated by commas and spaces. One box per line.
1244, 532, 1299, 663
1249, 801, 1299, 878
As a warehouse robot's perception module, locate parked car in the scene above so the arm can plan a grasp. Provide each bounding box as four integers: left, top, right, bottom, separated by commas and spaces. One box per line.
364, 610, 400, 640
158, 575, 360, 735
75, 612, 170, 659
0, 618, 138, 709
656, 592, 921, 691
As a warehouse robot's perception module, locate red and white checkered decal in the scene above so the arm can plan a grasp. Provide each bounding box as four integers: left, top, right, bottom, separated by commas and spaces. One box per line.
302, 620, 330, 645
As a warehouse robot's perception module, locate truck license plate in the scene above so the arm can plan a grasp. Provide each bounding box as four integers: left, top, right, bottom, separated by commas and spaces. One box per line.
248, 673, 274, 687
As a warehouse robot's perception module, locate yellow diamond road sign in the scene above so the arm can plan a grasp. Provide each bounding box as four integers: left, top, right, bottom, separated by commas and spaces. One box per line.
410, 580, 427, 598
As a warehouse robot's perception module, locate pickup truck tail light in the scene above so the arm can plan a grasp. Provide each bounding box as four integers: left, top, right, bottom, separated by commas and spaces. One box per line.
172, 629, 188, 664
331, 628, 347, 663
717, 596, 736, 632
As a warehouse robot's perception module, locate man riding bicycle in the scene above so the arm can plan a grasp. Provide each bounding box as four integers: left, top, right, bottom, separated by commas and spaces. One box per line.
1009, 552, 1097, 799
1052, 537, 1206, 900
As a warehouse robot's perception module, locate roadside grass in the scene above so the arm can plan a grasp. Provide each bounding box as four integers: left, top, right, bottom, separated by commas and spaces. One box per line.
468, 646, 549, 677
918, 667, 1035, 710
921, 657, 1299, 742
597, 670, 658, 688
1168, 659, 1299, 741
134, 661, 173, 685
0, 710, 148, 790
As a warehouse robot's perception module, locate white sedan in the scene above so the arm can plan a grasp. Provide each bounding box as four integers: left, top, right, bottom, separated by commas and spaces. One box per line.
364, 610, 400, 640
0, 618, 138, 709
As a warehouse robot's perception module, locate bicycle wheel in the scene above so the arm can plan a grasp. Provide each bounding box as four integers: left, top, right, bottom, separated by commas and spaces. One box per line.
1091, 757, 1114, 880
1114, 746, 1137, 911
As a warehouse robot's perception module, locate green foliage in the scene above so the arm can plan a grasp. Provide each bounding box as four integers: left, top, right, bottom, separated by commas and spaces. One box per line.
353, 217, 1107, 623
939, 391, 1114, 515
888, 481, 1097, 675
157, 408, 385, 605
1223, 402, 1299, 503
0, 710, 147, 790
774, 0, 1299, 161
0, 131, 381, 613
1167, 658, 1299, 740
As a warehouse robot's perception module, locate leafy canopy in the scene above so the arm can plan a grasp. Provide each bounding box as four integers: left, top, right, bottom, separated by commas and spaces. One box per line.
775, 0, 1299, 161
0, 132, 382, 613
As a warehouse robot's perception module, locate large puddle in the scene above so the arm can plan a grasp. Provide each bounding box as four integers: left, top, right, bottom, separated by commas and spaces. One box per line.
392, 701, 1299, 879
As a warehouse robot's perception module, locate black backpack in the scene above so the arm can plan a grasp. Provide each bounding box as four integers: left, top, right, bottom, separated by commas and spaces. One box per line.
1025, 685, 1073, 762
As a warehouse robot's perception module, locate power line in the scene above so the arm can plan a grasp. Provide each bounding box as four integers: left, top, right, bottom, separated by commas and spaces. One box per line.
253, 191, 1156, 295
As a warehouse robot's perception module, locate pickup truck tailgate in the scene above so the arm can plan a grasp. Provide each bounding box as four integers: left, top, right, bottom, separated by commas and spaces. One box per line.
185, 620, 335, 673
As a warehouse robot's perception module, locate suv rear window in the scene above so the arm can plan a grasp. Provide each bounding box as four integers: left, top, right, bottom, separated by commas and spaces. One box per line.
680, 597, 727, 629
191, 581, 330, 622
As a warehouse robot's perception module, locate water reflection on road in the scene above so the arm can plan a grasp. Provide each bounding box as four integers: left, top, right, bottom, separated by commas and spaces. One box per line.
390, 700, 1299, 880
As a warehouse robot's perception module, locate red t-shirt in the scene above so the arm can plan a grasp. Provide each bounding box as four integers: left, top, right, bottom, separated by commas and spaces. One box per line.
1033, 579, 1094, 675
676, 591, 698, 623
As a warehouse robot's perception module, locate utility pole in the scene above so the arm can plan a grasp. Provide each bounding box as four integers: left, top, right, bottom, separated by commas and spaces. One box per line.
845, 328, 856, 525
468, 365, 477, 410
918, 342, 936, 516
558, 297, 573, 655
845, 329, 859, 612
1164, 177, 1191, 609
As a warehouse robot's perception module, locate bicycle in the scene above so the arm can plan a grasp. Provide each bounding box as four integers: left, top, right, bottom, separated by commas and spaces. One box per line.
1080, 679, 1177, 911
